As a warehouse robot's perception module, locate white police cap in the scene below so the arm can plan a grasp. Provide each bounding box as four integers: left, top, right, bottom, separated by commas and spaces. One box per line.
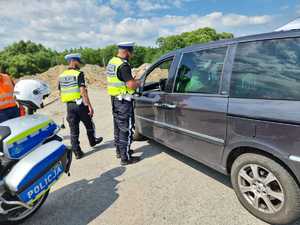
64, 53, 81, 62
117, 42, 135, 51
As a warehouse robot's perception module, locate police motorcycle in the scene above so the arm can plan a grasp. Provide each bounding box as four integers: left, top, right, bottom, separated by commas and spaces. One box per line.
0, 80, 72, 224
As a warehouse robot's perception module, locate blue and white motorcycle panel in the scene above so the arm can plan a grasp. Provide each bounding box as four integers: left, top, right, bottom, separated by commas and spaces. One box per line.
8, 122, 58, 159
0, 115, 59, 159
18, 162, 64, 203
4, 141, 67, 203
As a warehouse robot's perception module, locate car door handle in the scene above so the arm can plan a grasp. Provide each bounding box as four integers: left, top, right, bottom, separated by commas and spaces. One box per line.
162, 103, 177, 109
154, 102, 176, 109
154, 102, 163, 107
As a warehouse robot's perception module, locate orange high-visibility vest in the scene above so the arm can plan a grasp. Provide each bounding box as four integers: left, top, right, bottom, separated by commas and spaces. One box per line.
0, 74, 17, 110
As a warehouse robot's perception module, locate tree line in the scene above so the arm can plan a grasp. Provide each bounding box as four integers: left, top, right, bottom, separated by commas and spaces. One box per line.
0, 27, 233, 78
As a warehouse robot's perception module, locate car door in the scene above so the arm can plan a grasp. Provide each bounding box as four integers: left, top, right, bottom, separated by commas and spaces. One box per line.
134, 56, 176, 142
162, 46, 231, 166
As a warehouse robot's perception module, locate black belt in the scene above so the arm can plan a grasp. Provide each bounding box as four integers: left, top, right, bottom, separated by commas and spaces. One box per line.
111, 96, 133, 101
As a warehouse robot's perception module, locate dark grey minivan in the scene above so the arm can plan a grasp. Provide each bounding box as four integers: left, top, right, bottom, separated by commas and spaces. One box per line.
134, 30, 300, 224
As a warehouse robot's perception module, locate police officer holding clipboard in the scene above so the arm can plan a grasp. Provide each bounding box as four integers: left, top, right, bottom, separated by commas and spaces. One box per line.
106, 42, 140, 165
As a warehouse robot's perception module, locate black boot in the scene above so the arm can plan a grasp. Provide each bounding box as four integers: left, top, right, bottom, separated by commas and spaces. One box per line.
121, 156, 140, 166
91, 137, 103, 147
117, 149, 134, 159
74, 149, 84, 159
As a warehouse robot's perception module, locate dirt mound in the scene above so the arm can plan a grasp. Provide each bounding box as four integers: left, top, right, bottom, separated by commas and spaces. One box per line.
21, 65, 67, 92
80, 64, 106, 87
18, 63, 154, 103
133, 63, 151, 78
21, 64, 106, 89
133, 63, 168, 83
19, 64, 107, 102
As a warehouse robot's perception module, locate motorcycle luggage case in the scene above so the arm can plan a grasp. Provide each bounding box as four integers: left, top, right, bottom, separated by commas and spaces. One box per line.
4, 141, 68, 204
0, 115, 58, 159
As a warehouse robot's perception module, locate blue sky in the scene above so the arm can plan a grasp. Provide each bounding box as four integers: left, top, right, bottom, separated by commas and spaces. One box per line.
0, 0, 299, 50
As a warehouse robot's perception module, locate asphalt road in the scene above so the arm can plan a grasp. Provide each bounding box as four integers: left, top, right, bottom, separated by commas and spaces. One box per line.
23, 88, 300, 225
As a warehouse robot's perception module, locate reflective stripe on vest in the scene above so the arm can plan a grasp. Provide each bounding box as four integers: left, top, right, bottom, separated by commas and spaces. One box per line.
59, 70, 81, 103
106, 57, 135, 96
0, 74, 17, 110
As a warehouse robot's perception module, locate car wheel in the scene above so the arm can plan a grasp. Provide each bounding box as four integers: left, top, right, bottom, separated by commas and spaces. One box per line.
231, 153, 300, 225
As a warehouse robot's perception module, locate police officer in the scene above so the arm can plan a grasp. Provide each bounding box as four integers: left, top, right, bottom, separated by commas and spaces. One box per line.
0, 72, 23, 123
107, 42, 140, 165
59, 53, 103, 159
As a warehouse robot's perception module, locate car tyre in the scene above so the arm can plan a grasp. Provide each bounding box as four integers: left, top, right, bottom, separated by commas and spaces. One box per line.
231, 153, 300, 225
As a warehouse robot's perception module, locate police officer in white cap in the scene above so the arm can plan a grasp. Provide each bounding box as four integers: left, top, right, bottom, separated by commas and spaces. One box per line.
59, 53, 103, 159
106, 42, 140, 165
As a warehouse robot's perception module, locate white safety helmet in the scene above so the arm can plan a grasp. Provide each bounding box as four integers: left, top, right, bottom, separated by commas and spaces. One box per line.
14, 80, 51, 110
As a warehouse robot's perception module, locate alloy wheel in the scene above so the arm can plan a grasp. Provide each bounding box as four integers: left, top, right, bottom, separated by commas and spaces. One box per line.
238, 164, 284, 214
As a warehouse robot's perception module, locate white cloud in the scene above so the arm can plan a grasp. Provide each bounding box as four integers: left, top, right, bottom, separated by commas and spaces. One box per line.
97, 12, 272, 46
137, 0, 169, 11
136, 0, 184, 12
110, 0, 132, 14
0, 0, 116, 49
220, 13, 271, 27
0, 0, 273, 50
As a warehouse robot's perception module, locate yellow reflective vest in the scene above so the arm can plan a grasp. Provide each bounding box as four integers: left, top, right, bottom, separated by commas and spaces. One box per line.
106, 57, 135, 96
59, 69, 81, 103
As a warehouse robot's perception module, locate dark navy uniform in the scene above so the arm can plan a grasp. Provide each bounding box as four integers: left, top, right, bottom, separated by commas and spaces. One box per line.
59, 65, 101, 159
107, 42, 140, 165
107, 56, 139, 164
111, 60, 135, 160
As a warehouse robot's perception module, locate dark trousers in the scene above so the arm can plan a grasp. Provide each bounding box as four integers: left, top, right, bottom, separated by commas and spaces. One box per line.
111, 97, 134, 161
66, 102, 96, 153
0, 106, 19, 123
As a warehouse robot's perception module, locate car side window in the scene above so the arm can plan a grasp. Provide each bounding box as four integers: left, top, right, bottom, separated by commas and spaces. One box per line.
143, 59, 173, 92
230, 38, 300, 100
175, 47, 227, 94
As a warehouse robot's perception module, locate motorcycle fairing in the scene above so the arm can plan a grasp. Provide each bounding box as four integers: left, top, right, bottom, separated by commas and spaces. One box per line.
0, 115, 58, 159
4, 141, 67, 203
18, 162, 64, 204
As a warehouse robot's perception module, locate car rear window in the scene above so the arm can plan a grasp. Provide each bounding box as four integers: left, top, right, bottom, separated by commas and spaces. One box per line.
230, 37, 300, 100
